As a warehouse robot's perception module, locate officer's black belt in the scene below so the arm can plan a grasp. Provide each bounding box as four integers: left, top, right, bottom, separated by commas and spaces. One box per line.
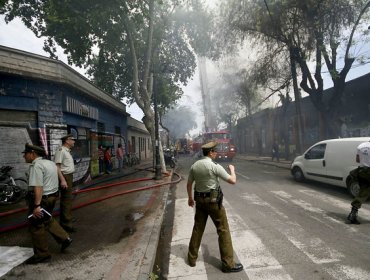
42, 192, 59, 199
194, 191, 211, 198
27, 191, 59, 199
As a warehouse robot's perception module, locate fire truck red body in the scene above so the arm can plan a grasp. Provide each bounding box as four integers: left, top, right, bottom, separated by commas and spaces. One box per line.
202, 130, 236, 161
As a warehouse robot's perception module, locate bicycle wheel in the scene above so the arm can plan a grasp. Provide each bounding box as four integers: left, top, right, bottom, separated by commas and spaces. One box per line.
14, 178, 28, 202
15, 178, 28, 190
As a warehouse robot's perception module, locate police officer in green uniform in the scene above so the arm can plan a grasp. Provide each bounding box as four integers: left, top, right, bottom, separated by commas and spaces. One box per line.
187, 141, 243, 273
23, 144, 72, 264
347, 140, 370, 224
54, 134, 76, 232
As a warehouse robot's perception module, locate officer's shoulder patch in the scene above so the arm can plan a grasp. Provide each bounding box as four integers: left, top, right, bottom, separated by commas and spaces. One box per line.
58, 147, 62, 151
212, 160, 219, 165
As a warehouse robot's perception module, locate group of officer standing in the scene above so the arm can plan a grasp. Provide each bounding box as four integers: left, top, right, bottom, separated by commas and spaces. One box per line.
23, 134, 76, 264
19, 134, 370, 271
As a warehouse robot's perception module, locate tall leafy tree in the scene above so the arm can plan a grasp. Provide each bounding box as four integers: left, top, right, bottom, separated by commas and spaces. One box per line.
294, 0, 370, 138
214, 0, 307, 152
216, 0, 370, 140
0, 0, 212, 142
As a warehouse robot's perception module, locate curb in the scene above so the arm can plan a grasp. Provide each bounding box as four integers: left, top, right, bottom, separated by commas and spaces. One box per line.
254, 160, 291, 170
236, 155, 291, 170
138, 185, 170, 280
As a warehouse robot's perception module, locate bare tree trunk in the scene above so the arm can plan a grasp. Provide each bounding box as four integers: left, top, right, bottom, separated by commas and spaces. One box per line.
290, 47, 304, 154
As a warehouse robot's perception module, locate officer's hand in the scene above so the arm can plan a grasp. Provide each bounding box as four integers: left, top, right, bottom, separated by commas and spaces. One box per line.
228, 164, 235, 173
60, 181, 68, 189
33, 206, 42, 218
188, 197, 194, 207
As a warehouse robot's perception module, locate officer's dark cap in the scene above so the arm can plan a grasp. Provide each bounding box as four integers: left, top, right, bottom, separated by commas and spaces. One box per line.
201, 141, 218, 150
61, 134, 76, 141
22, 143, 45, 155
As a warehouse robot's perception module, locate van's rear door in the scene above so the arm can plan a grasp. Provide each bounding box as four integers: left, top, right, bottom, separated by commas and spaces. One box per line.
325, 141, 359, 187
303, 143, 328, 181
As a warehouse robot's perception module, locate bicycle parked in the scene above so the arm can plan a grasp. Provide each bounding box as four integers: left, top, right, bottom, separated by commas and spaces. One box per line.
130, 153, 141, 166
0, 166, 28, 204
122, 154, 132, 168
122, 153, 140, 168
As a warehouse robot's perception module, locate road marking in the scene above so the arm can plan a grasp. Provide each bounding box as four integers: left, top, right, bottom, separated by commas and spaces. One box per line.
224, 200, 293, 280
298, 189, 370, 239
299, 189, 370, 218
236, 171, 250, 180
0, 246, 33, 277
326, 264, 370, 280
168, 189, 370, 279
267, 190, 370, 279
167, 198, 208, 279
268, 191, 344, 263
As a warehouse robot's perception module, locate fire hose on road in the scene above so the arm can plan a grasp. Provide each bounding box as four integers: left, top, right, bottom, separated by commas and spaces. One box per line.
0, 171, 181, 233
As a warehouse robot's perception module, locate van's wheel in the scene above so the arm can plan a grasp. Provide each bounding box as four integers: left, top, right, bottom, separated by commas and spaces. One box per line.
347, 177, 360, 197
292, 167, 305, 182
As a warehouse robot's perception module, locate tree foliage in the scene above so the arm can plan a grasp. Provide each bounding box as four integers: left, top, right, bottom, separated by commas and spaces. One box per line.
0, 0, 214, 138
216, 0, 370, 139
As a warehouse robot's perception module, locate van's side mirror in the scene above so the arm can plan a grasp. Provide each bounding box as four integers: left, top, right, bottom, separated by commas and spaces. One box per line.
304, 153, 310, 159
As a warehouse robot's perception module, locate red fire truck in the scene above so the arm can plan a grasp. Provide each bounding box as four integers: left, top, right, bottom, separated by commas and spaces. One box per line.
192, 135, 203, 155
202, 130, 236, 161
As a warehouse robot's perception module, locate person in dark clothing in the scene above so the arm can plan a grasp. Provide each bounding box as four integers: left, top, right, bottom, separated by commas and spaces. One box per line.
272, 141, 280, 162
347, 141, 370, 224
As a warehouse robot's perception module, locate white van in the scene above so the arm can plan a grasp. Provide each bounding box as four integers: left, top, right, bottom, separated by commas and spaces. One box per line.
291, 137, 370, 197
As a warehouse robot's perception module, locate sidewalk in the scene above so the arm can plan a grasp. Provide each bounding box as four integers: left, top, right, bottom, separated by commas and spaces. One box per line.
0, 160, 174, 280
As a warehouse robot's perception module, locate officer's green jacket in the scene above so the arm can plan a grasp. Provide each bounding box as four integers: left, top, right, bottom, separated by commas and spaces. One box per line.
188, 157, 230, 192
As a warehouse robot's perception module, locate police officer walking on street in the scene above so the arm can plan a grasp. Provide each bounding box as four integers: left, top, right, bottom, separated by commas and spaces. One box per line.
347, 140, 370, 224
23, 143, 72, 264
187, 141, 243, 273
54, 134, 76, 232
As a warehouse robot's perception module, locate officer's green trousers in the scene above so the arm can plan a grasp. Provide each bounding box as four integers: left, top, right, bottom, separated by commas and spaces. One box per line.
188, 197, 235, 268
28, 195, 69, 258
351, 175, 370, 209
59, 173, 73, 229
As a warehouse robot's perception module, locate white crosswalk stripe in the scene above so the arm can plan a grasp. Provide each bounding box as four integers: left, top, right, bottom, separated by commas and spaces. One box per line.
0, 246, 33, 277
224, 199, 293, 280
243, 192, 344, 264
168, 198, 208, 279
167, 190, 370, 279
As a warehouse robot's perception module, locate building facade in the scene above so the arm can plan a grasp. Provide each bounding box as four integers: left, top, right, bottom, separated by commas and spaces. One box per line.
127, 117, 152, 161
0, 46, 130, 183
234, 72, 370, 159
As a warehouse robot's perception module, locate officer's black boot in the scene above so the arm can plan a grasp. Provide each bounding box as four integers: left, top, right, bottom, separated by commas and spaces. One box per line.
347, 206, 360, 224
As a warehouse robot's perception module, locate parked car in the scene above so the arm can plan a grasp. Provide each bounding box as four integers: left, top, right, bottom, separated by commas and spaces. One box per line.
291, 137, 370, 197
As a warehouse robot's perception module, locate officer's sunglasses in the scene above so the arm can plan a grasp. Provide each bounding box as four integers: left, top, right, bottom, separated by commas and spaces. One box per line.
210, 149, 217, 153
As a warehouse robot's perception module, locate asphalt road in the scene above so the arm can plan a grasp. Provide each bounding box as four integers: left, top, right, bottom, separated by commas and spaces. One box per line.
155, 155, 370, 280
